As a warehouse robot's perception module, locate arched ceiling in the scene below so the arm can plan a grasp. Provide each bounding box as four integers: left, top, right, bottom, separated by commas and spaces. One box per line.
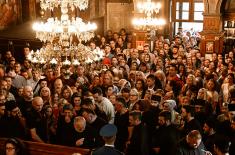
223, 0, 235, 12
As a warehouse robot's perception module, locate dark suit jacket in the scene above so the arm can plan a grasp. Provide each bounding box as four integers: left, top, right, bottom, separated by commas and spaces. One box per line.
176, 138, 206, 155
92, 146, 123, 155
126, 123, 149, 155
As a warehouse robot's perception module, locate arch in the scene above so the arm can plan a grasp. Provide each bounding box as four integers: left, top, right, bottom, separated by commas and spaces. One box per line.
216, 0, 224, 14
203, 0, 225, 14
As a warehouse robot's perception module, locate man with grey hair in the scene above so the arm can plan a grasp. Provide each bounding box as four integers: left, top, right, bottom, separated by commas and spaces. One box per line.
129, 88, 139, 111
71, 116, 97, 149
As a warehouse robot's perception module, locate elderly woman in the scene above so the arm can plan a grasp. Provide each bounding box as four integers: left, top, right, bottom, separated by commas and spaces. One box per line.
162, 100, 180, 125
129, 88, 140, 111
118, 79, 131, 94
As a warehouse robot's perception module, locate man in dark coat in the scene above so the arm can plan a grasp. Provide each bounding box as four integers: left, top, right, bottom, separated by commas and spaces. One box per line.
92, 124, 123, 155
177, 130, 207, 155
26, 97, 48, 143
81, 108, 107, 147
126, 111, 149, 155
56, 104, 75, 146
0, 100, 26, 139
180, 105, 203, 137
152, 111, 180, 155
70, 116, 97, 149
114, 97, 129, 152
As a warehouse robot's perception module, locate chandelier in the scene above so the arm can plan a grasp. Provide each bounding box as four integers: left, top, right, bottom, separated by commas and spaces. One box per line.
132, 17, 166, 30
32, 17, 97, 45
31, 0, 102, 68
39, 0, 89, 11
132, 0, 165, 30
33, 0, 97, 45
137, 0, 161, 16
28, 43, 104, 68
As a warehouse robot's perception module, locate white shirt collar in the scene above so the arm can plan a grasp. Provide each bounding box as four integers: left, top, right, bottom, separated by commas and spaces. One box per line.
105, 144, 114, 147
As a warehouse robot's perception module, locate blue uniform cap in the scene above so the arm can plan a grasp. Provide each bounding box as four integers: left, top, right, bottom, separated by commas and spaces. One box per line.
99, 124, 117, 137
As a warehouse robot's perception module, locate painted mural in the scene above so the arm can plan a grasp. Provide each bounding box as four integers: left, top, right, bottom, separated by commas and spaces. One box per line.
0, 0, 19, 30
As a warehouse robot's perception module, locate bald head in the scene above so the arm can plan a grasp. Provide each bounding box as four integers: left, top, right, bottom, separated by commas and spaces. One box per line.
54, 78, 63, 93
186, 130, 202, 149
74, 116, 86, 133
32, 97, 44, 112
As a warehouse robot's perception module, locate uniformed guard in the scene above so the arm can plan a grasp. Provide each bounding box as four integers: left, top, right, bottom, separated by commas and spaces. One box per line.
92, 124, 124, 155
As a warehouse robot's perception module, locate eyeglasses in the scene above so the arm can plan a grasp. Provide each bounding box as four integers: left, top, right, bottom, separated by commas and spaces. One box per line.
6, 147, 15, 151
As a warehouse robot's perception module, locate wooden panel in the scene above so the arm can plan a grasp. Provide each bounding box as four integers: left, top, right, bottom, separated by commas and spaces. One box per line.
107, 3, 133, 32
21, 0, 30, 22
109, 11, 122, 31
0, 138, 90, 155
99, 0, 106, 17
224, 13, 235, 20
203, 15, 222, 33
199, 33, 224, 56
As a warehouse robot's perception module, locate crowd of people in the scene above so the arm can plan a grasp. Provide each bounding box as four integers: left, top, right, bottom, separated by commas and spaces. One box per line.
0, 28, 235, 155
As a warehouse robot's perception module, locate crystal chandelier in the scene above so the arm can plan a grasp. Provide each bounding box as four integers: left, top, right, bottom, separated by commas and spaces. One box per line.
132, 0, 165, 30
137, 0, 161, 16
132, 17, 166, 30
28, 43, 104, 68
33, 0, 97, 45
40, 0, 89, 11
31, 0, 102, 68
32, 17, 97, 45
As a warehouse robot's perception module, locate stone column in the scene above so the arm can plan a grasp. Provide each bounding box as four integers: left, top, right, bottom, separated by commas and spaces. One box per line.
200, 0, 224, 57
